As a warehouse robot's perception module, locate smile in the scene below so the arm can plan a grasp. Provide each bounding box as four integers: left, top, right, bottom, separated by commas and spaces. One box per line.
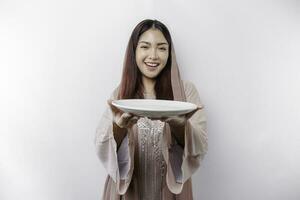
145, 62, 160, 67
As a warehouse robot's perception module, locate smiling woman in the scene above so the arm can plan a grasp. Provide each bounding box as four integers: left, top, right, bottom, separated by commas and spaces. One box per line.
95, 19, 208, 200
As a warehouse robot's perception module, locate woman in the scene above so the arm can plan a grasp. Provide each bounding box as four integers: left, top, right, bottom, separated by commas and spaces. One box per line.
95, 19, 208, 200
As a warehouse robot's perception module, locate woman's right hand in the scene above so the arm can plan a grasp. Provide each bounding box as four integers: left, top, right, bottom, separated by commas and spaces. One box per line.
107, 99, 139, 129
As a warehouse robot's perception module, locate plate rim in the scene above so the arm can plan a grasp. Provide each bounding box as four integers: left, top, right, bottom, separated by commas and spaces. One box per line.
112, 99, 197, 112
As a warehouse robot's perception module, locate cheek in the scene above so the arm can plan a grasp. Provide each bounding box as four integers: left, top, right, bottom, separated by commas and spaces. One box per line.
135, 54, 142, 65
160, 52, 169, 64
136, 55, 147, 70
136, 52, 146, 63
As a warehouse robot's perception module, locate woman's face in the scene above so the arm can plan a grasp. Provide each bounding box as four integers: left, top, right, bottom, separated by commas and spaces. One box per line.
135, 28, 169, 79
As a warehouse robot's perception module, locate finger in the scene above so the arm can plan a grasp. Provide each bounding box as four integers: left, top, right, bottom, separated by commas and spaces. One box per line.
115, 118, 125, 128
128, 116, 139, 126
122, 113, 133, 119
164, 116, 178, 123
119, 113, 132, 125
197, 105, 204, 110
164, 117, 172, 122
131, 116, 139, 122
114, 113, 131, 128
165, 116, 186, 127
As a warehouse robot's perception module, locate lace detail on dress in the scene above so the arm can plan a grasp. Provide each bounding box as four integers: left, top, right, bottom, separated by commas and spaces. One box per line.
137, 117, 166, 200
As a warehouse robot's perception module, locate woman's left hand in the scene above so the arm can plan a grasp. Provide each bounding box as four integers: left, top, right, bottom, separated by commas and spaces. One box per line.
161, 115, 186, 127
161, 106, 203, 127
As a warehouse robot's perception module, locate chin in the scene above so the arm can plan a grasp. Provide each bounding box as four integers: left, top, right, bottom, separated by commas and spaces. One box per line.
140, 67, 163, 79
145, 75, 158, 79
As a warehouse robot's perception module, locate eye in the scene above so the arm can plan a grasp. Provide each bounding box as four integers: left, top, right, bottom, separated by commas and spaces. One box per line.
140, 46, 149, 49
159, 47, 167, 51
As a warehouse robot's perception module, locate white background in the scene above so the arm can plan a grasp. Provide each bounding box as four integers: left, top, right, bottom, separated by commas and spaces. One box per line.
1, 0, 299, 199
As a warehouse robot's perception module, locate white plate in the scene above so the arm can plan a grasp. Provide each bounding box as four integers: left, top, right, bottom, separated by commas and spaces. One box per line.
111, 99, 198, 118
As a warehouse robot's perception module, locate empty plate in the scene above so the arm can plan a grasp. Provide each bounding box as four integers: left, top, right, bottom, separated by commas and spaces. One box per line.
111, 99, 199, 118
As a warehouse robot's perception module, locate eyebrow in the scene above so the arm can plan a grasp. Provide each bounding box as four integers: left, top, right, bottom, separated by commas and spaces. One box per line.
139, 41, 168, 45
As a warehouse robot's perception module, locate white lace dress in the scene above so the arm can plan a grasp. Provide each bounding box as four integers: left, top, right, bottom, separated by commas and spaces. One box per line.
136, 117, 165, 200
136, 93, 166, 200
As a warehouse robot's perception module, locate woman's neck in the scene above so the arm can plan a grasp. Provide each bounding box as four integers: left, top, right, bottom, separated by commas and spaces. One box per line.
142, 76, 156, 94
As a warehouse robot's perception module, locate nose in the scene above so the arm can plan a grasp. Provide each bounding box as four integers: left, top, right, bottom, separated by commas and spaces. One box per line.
149, 48, 158, 60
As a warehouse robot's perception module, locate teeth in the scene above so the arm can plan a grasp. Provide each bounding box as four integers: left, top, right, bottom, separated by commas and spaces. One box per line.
145, 62, 159, 67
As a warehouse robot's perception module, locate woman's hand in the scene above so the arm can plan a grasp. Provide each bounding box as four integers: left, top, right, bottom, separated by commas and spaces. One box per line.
161, 115, 186, 127
161, 106, 203, 127
107, 99, 139, 129
161, 106, 203, 147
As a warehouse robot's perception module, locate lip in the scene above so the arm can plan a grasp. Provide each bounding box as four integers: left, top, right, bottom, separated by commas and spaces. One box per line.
144, 62, 160, 67
144, 62, 159, 71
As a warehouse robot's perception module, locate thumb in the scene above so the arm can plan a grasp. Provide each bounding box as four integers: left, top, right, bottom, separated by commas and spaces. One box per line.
186, 105, 203, 119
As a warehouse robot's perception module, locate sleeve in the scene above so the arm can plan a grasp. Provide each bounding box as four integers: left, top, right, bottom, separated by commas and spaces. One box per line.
163, 80, 208, 194
94, 87, 135, 195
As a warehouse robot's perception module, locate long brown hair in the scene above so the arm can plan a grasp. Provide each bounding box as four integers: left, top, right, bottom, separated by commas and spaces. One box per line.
117, 19, 174, 100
